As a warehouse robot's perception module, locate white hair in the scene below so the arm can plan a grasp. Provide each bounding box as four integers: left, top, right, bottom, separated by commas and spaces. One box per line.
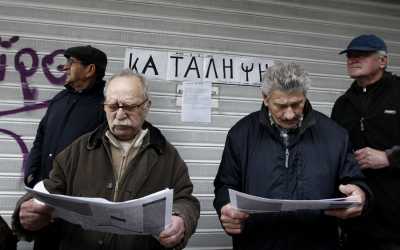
261, 62, 311, 96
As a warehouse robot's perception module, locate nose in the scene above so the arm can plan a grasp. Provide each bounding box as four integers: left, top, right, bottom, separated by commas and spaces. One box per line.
283, 107, 295, 120
62, 63, 70, 71
115, 108, 127, 120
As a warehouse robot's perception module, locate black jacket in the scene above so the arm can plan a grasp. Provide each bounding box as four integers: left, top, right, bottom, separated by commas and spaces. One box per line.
214, 102, 368, 250
24, 80, 106, 188
331, 71, 400, 242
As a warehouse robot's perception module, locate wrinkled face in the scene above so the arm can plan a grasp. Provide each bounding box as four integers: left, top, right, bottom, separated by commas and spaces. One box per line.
264, 90, 305, 129
346, 51, 387, 80
63, 57, 92, 88
104, 76, 149, 141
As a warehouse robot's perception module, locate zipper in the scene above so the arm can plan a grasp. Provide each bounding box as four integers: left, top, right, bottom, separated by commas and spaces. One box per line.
360, 117, 365, 132
280, 130, 289, 168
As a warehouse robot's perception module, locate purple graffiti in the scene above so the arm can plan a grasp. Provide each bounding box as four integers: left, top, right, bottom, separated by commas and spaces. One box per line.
14, 48, 39, 100
0, 36, 19, 49
0, 35, 67, 173
0, 36, 19, 81
0, 128, 29, 171
42, 49, 66, 85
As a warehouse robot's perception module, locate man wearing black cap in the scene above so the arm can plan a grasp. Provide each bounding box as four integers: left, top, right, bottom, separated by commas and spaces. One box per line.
25, 45, 107, 188
18, 45, 107, 249
332, 34, 400, 249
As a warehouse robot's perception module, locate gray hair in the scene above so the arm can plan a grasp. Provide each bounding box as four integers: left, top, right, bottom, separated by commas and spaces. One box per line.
261, 62, 311, 96
104, 69, 149, 99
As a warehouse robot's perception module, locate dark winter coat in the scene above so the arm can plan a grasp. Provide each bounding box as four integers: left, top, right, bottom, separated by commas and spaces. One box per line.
331, 71, 400, 244
24, 80, 106, 188
214, 102, 369, 250
14, 122, 200, 250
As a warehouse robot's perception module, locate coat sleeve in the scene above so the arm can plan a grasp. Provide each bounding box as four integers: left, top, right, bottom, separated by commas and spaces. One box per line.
337, 133, 372, 213
24, 110, 49, 188
170, 149, 200, 250
213, 129, 243, 217
12, 157, 67, 242
386, 146, 400, 169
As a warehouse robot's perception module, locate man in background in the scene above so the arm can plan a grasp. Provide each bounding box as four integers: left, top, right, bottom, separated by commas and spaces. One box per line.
22, 45, 107, 249
25, 45, 107, 188
332, 34, 400, 250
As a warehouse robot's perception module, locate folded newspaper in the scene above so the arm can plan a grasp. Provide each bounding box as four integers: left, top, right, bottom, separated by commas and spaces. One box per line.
229, 189, 361, 213
25, 181, 173, 235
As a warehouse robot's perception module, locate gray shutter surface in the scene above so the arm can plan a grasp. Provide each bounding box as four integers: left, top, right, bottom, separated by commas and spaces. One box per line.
0, 0, 399, 249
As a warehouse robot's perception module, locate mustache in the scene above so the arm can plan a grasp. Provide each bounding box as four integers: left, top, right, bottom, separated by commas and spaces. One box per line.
112, 120, 131, 127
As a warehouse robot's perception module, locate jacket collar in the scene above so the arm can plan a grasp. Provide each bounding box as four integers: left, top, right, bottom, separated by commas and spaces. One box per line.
344, 71, 391, 96
259, 99, 316, 137
65, 79, 105, 95
86, 121, 167, 154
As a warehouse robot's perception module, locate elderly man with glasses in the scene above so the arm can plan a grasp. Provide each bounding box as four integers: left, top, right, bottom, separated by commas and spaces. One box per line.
13, 70, 200, 250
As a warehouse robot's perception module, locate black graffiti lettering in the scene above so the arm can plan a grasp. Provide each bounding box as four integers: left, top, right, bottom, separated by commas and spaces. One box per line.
222, 58, 233, 79
170, 55, 183, 77
205, 58, 218, 79
241, 63, 254, 82
142, 55, 159, 75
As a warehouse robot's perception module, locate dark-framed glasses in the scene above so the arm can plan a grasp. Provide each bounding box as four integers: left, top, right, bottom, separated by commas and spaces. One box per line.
104, 98, 148, 112
65, 58, 82, 66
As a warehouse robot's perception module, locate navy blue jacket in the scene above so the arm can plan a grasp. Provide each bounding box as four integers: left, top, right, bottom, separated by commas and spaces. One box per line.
214, 102, 368, 250
25, 80, 106, 188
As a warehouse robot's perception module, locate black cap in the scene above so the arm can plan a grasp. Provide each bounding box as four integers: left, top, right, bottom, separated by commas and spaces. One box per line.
339, 34, 387, 55
64, 45, 107, 72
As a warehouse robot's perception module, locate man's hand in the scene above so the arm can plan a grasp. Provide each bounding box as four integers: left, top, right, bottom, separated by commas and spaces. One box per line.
220, 203, 249, 234
19, 198, 53, 231
325, 184, 365, 219
354, 147, 389, 169
159, 215, 185, 248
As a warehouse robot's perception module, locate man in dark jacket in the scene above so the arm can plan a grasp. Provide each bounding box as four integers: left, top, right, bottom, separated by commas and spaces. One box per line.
13, 70, 200, 250
21, 45, 107, 249
25, 45, 107, 188
331, 34, 400, 250
214, 62, 369, 250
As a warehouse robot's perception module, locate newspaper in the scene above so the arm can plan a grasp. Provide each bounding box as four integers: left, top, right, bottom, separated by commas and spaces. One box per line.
229, 189, 361, 213
25, 181, 173, 235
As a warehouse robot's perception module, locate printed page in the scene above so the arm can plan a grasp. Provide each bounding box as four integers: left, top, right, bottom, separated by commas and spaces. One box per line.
25, 182, 173, 235
229, 189, 360, 213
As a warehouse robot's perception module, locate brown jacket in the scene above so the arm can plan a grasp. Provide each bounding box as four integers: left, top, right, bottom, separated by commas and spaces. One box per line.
14, 122, 200, 250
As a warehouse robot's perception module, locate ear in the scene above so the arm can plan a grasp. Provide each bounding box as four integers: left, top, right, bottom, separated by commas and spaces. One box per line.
262, 93, 269, 106
85, 64, 97, 78
145, 100, 152, 112
379, 55, 388, 69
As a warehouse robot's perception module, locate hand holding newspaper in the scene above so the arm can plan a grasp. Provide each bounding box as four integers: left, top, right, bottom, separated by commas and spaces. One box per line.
25, 181, 173, 235
229, 189, 361, 213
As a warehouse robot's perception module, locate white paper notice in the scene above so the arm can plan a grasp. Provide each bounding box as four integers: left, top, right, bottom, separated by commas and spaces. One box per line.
181, 81, 212, 123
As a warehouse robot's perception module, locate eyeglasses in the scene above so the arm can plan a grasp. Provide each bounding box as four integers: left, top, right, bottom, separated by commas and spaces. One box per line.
64, 58, 82, 66
104, 98, 148, 112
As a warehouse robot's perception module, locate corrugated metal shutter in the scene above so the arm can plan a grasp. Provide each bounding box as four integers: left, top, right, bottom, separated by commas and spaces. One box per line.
0, 0, 399, 249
